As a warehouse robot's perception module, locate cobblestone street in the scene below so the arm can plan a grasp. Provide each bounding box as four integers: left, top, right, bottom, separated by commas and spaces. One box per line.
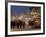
11, 25, 40, 31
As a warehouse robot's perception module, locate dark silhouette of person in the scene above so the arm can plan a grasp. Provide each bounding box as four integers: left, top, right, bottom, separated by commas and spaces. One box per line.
11, 21, 15, 29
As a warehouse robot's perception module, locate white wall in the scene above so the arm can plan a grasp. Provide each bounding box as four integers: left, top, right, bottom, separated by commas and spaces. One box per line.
0, 0, 46, 37
0, 0, 5, 37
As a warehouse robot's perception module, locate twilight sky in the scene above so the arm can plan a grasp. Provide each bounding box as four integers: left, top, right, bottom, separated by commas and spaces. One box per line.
11, 5, 32, 16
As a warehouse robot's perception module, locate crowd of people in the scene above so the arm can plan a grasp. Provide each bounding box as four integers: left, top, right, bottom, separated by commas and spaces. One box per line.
11, 16, 41, 29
